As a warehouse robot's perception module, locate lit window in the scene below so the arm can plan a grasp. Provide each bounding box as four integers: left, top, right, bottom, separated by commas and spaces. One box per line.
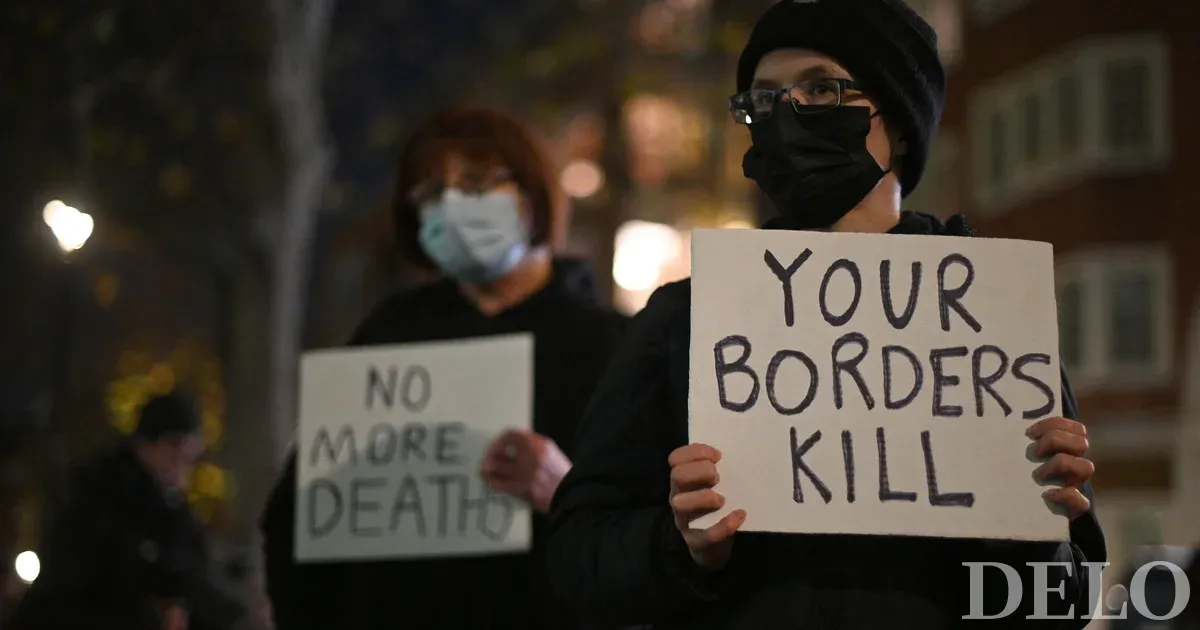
1107, 268, 1155, 365
1103, 59, 1152, 150
1054, 247, 1172, 389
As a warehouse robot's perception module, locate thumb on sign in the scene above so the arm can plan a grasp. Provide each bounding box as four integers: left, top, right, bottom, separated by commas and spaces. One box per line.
668, 443, 745, 571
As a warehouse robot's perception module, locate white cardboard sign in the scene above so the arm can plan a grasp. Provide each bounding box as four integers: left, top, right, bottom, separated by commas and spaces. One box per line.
689, 228, 1068, 541
295, 334, 534, 562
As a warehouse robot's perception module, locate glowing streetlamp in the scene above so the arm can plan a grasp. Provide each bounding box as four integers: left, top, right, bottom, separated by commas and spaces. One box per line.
39, 200, 95, 535
14, 550, 39, 583
42, 200, 94, 253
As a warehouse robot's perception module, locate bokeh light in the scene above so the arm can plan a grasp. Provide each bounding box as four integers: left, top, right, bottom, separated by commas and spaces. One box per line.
42, 200, 94, 253
612, 220, 682, 291
14, 551, 39, 583
561, 159, 604, 198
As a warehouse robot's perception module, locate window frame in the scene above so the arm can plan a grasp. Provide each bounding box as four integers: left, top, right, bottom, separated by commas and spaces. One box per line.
967, 33, 1170, 213
1090, 33, 1172, 171
1055, 245, 1174, 391
968, 83, 1019, 206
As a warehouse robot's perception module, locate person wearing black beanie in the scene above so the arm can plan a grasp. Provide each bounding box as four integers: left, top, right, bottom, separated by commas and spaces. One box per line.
9, 390, 237, 630
546, 1, 1107, 628
734, 0, 945, 232
130, 390, 205, 491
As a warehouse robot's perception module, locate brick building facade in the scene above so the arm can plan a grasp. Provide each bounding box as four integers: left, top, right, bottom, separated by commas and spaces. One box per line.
915, 0, 1200, 589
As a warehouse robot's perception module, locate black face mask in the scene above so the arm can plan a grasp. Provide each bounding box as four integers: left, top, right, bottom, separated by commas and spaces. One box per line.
742, 102, 889, 230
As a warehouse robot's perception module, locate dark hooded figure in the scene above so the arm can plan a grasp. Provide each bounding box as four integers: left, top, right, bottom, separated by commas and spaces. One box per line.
546, 2, 1107, 629
10, 391, 246, 630
260, 106, 628, 630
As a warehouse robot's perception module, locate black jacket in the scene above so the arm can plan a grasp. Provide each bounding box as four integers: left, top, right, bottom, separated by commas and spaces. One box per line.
546, 212, 1108, 629
11, 444, 217, 630
261, 259, 628, 630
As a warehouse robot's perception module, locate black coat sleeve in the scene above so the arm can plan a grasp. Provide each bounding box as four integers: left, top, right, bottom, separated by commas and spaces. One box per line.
545, 282, 705, 625
970, 366, 1107, 628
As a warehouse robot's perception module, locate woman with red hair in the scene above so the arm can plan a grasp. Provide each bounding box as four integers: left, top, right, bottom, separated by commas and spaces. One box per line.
261, 107, 627, 629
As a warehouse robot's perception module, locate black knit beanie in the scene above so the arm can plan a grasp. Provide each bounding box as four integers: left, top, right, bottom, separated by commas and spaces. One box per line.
737, 0, 945, 197
134, 390, 201, 442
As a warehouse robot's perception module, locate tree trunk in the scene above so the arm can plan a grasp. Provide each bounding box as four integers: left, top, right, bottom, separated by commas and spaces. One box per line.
266, 165, 326, 461
264, 0, 334, 465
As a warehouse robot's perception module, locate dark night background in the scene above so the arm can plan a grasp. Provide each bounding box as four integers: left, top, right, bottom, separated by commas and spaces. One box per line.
2, 0, 1197, 626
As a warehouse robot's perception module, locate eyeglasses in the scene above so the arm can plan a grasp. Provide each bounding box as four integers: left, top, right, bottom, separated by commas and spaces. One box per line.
728, 78, 861, 125
408, 168, 514, 205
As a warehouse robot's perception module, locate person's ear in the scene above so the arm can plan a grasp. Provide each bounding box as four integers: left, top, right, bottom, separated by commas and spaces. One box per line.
891, 132, 909, 157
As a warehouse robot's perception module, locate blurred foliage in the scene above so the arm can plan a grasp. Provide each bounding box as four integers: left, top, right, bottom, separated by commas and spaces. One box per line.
106, 340, 233, 523
1, 1, 284, 257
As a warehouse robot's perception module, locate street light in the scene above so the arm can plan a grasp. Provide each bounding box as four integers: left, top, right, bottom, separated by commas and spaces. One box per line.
42, 200, 94, 253
14, 550, 39, 583
38, 200, 94, 548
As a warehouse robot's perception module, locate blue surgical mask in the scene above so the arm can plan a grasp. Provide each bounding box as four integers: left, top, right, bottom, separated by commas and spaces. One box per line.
417, 188, 530, 284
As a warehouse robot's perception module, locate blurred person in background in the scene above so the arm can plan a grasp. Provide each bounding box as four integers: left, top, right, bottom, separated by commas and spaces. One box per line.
11, 390, 249, 630
261, 106, 628, 630
545, 1, 1106, 628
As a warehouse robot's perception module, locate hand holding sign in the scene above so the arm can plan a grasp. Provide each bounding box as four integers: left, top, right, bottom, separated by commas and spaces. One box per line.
668, 443, 746, 571
481, 430, 571, 513
296, 335, 533, 562
1028, 416, 1094, 519
689, 229, 1071, 541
